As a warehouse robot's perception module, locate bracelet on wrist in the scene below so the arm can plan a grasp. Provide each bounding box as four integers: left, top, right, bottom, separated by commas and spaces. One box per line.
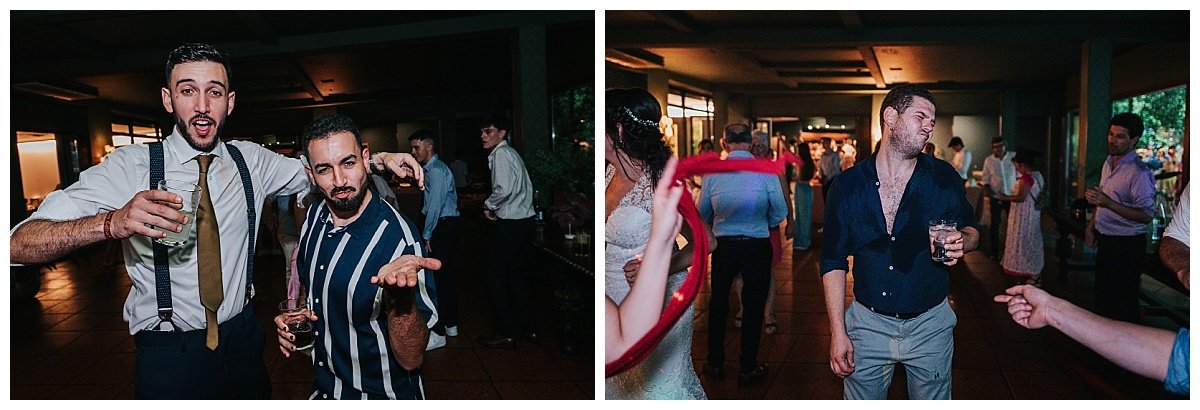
103, 212, 115, 240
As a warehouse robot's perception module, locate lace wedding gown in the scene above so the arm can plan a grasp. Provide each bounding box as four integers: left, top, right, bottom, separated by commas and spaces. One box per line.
605, 164, 706, 400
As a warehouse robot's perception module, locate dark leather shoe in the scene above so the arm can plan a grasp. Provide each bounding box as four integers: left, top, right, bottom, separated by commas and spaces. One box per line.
703, 363, 724, 381
477, 335, 515, 349
737, 364, 769, 387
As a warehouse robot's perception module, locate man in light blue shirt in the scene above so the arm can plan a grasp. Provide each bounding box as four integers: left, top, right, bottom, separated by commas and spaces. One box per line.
698, 123, 787, 387
410, 130, 460, 350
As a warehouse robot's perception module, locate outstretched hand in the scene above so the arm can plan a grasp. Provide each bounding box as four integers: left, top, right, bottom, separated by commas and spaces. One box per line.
992, 284, 1054, 329
371, 254, 443, 288
375, 152, 425, 190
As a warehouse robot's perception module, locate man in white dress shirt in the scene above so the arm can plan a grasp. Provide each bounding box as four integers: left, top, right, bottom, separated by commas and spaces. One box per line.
476, 114, 538, 349
948, 136, 972, 183
981, 137, 1017, 261
9, 43, 424, 399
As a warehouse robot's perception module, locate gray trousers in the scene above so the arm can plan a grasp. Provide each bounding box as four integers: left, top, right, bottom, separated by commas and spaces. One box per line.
843, 298, 956, 400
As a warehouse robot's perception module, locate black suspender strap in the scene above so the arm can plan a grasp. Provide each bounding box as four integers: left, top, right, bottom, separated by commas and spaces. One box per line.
225, 144, 257, 301
148, 142, 175, 330
147, 142, 258, 331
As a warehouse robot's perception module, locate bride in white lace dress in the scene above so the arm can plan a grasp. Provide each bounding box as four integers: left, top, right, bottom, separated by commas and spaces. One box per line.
604, 88, 707, 400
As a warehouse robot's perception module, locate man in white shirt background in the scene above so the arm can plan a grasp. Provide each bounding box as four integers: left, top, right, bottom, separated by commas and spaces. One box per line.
948, 136, 972, 184
981, 136, 1017, 261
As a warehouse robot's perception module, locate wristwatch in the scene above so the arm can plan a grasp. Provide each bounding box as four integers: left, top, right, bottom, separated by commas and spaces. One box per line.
368, 153, 379, 173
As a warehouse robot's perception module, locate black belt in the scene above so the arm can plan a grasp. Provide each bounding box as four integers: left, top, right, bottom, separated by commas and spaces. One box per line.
856, 299, 931, 320
717, 235, 764, 241
439, 216, 459, 221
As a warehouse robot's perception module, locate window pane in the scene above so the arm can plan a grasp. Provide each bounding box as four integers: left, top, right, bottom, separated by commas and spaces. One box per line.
667, 93, 683, 106
111, 123, 129, 134
113, 136, 133, 146
684, 95, 708, 111
668, 106, 684, 118
131, 125, 158, 137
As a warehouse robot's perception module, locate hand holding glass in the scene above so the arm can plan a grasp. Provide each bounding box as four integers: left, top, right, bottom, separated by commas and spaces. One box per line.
278, 298, 315, 351
928, 220, 958, 262
154, 179, 199, 246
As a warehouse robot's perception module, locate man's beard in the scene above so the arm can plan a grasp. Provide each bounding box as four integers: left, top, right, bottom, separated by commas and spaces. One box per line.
325, 183, 369, 214
888, 121, 927, 159
174, 113, 224, 152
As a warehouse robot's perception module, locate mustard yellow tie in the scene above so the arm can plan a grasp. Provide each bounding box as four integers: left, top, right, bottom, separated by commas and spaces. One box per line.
196, 155, 223, 350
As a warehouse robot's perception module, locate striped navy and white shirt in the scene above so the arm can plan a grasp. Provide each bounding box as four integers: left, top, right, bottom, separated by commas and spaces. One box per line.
298, 192, 438, 400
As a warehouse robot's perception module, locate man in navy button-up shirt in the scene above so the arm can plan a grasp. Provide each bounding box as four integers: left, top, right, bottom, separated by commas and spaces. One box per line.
820, 85, 979, 399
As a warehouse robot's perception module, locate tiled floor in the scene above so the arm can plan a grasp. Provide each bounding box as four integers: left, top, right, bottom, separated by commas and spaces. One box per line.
10, 199, 594, 400
689, 216, 1190, 400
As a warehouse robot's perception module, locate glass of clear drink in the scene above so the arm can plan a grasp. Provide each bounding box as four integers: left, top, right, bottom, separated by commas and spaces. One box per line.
155, 179, 200, 246
928, 219, 957, 262
278, 298, 314, 351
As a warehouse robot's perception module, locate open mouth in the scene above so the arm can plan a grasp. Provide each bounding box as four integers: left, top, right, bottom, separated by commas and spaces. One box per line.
192, 117, 214, 137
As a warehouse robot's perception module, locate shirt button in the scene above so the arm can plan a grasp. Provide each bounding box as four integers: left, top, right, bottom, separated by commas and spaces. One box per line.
315, 330, 320, 336
319, 265, 324, 270
891, 236, 895, 241
322, 394, 328, 399
315, 298, 320, 303
318, 361, 324, 366
888, 265, 894, 270
882, 291, 887, 296
875, 181, 880, 186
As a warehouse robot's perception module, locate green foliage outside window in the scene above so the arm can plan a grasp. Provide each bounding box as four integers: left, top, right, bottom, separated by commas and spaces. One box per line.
1112, 85, 1187, 150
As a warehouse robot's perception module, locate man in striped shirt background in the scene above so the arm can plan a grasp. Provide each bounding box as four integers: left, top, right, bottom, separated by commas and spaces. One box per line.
276, 113, 440, 399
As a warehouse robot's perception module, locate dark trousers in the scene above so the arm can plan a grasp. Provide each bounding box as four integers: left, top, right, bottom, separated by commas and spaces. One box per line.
133, 305, 271, 399
707, 237, 771, 372
1094, 233, 1145, 323
430, 217, 460, 333
485, 217, 535, 336
988, 196, 1010, 257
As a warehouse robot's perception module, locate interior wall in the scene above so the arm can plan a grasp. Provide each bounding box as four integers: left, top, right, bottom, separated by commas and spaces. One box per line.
18, 140, 62, 203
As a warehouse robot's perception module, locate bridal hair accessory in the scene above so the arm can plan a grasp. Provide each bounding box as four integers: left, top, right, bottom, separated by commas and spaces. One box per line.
619, 106, 661, 129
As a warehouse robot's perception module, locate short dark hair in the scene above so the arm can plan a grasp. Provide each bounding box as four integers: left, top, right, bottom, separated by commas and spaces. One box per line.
991, 137, 1006, 146
480, 114, 512, 133
165, 43, 232, 87
408, 129, 434, 145
948, 136, 964, 148
300, 114, 362, 153
1012, 149, 1041, 168
879, 84, 936, 130
724, 123, 752, 144
1110, 113, 1145, 141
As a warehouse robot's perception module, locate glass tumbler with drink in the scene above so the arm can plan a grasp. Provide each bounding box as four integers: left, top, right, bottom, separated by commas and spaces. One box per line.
278, 297, 315, 351
154, 179, 200, 246
928, 219, 957, 262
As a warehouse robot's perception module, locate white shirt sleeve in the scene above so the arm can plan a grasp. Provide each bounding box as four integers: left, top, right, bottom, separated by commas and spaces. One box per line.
1163, 184, 1189, 246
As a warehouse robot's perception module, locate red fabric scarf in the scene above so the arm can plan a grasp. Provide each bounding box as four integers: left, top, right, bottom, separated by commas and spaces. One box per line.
605, 151, 803, 377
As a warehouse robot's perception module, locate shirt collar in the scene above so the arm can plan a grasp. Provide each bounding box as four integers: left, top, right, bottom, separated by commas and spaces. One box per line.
423, 154, 441, 171
726, 150, 753, 159
1110, 150, 1140, 166
164, 129, 226, 166
863, 152, 933, 181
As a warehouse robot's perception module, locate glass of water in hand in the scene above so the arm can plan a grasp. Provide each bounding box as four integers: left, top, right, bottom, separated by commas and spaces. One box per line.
928, 220, 957, 262
154, 179, 200, 246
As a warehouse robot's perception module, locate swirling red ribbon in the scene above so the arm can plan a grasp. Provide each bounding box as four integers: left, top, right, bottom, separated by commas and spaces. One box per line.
605, 150, 804, 378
